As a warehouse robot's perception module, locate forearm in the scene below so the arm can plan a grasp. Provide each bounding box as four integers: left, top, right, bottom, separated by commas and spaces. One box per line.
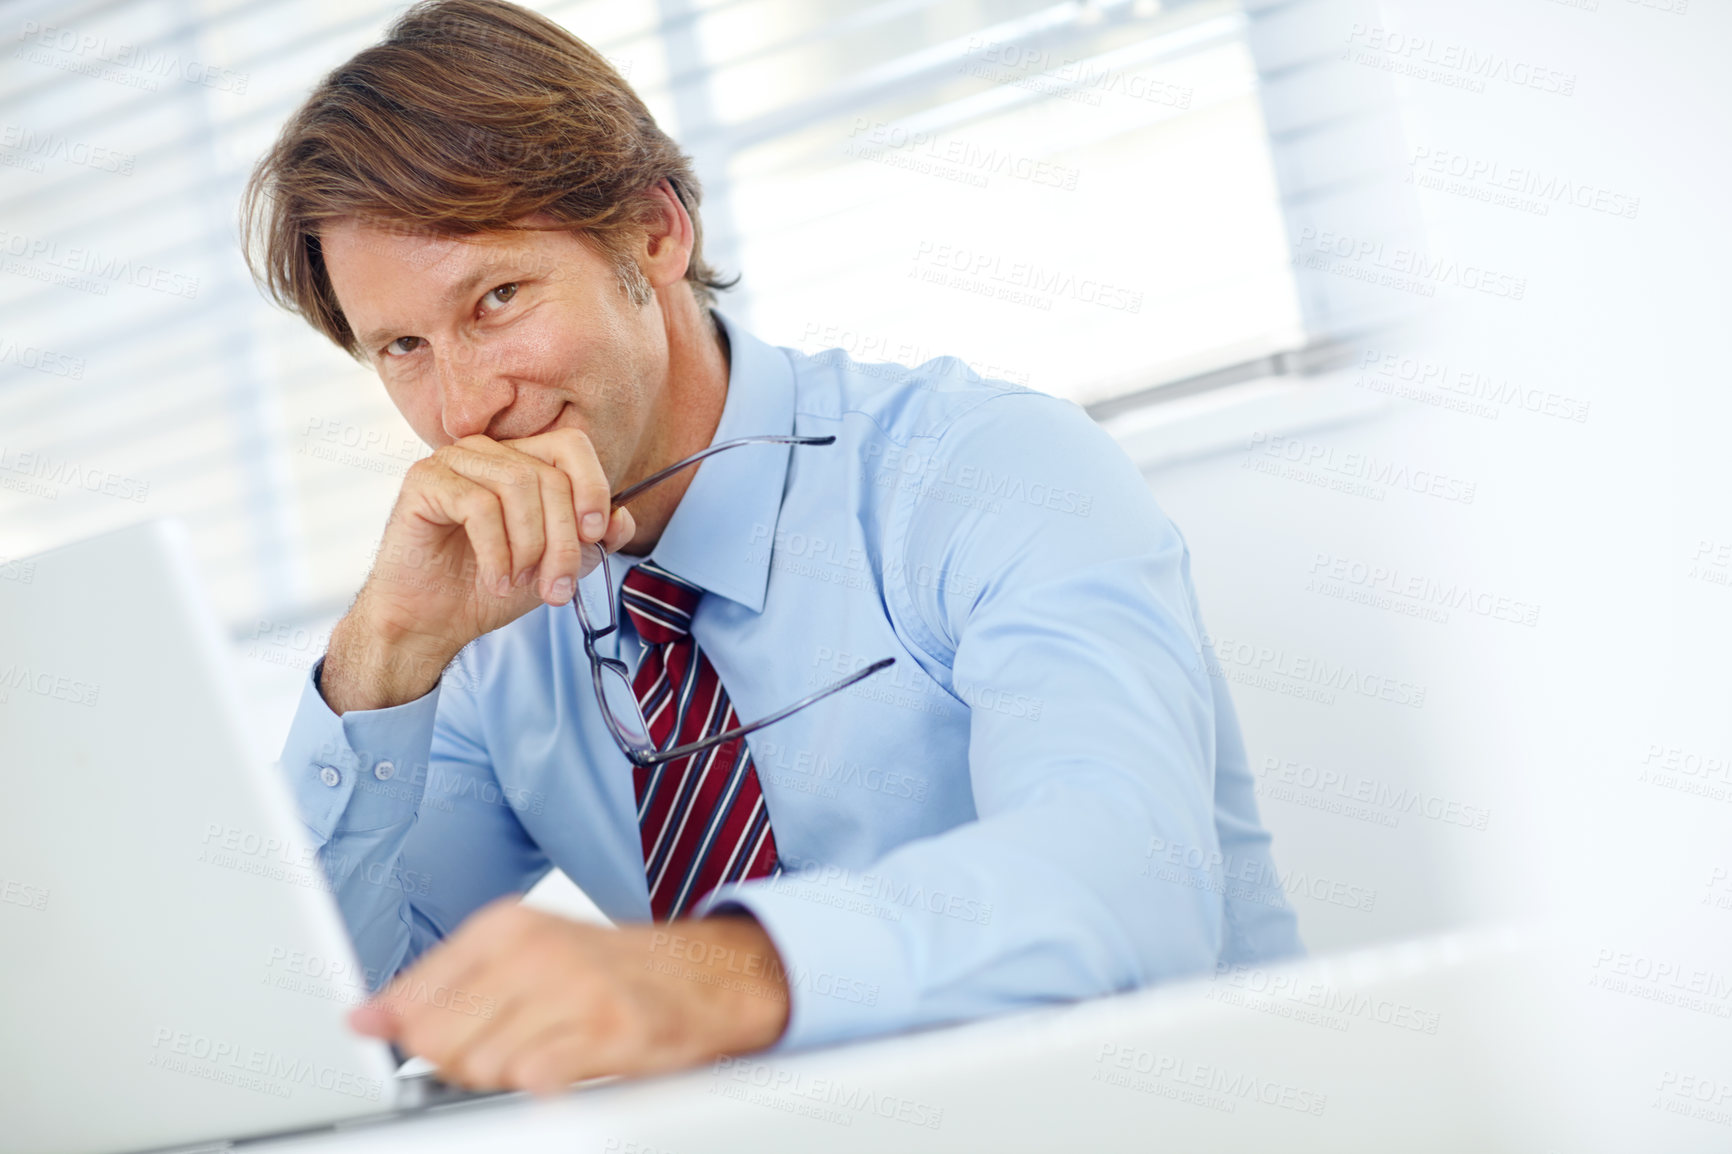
697, 777, 1221, 1050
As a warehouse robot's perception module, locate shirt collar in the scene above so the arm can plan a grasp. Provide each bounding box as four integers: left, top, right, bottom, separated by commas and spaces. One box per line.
642, 308, 794, 614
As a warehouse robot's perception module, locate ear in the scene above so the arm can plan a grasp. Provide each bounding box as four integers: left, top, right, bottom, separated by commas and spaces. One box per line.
637, 178, 695, 290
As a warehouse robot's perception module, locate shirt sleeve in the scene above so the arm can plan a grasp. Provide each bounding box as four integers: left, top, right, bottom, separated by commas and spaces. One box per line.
697, 388, 1301, 1048
276, 652, 550, 993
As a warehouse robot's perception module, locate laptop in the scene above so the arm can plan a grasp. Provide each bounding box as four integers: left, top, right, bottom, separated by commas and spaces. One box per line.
0, 520, 511, 1154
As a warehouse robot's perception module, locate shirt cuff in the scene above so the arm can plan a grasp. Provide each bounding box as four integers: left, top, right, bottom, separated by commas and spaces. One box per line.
697, 875, 914, 1051
277, 657, 444, 843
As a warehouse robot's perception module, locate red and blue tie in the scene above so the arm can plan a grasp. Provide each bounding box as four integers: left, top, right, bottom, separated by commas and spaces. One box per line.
619, 560, 781, 921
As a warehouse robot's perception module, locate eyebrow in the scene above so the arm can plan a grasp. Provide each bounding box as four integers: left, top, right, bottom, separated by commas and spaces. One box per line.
355, 263, 516, 352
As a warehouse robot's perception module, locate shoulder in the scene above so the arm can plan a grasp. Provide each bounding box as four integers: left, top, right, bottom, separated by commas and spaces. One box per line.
781, 339, 1056, 447
775, 334, 1167, 531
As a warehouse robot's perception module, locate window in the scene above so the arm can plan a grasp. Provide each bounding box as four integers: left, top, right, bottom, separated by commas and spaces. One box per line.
0, 0, 1307, 642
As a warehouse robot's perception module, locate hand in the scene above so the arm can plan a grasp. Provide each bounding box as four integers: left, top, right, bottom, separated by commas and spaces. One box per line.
322, 428, 637, 712
348, 902, 791, 1096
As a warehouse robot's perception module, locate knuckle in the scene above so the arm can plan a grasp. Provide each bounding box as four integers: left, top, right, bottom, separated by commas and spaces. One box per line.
457, 1049, 504, 1090
553, 425, 593, 450
475, 898, 529, 930
509, 502, 545, 534
458, 487, 498, 518
400, 1019, 447, 1063
405, 456, 443, 484
584, 998, 633, 1048
540, 467, 574, 499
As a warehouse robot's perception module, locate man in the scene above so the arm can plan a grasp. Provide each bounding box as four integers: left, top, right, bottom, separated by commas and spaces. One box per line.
241, 0, 1301, 1098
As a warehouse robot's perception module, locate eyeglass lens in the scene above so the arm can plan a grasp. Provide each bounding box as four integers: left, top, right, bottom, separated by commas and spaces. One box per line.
596, 660, 652, 751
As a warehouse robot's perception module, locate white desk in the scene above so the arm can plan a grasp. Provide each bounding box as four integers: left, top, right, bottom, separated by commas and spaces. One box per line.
238, 926, 1721, 1154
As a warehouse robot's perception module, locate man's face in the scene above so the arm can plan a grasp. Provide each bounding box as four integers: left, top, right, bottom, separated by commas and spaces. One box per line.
319, 216, 666, 485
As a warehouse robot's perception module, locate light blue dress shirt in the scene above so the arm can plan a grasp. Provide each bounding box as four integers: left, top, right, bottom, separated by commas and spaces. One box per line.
278, 309, 1303, 1051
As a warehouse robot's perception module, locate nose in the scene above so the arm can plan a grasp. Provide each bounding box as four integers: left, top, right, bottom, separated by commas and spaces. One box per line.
437, 345, 515, 441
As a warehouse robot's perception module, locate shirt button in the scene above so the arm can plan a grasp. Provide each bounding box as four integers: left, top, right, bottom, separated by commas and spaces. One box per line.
319, 766, 340, 788
374, 760, 395, 781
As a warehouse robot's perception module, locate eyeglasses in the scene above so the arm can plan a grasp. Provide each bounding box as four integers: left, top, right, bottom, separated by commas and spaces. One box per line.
572, 434, 896, 768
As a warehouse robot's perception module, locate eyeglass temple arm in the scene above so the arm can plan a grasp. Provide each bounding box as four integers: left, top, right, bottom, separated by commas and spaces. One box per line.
610, 434, 836, 507
635, 657, 895, 767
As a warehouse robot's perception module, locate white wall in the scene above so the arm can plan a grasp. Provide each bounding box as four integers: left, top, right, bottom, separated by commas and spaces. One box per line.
1132, 387, 1546, 955
1127, 0, 1732, 988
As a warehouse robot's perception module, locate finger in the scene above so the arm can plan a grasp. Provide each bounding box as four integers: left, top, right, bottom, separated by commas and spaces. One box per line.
414, 470, 510, 595
533, 465, 583, 605
505, 1031, 603, 1098
375, 950, 501, 1069
387, 906, 555, 1079
398, 962, 525, 1085
509, 428, 612, 545
601, 506, 637, 555
576, 540, 604, 584
347, 1003, 400, 1040
574, 507, 633, 582
441, 988, 575, 1090
442, 441, 547, 587
373, 899, 527, 1021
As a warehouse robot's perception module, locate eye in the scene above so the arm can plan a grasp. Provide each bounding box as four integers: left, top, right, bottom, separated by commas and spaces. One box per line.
481, 282, 518, 311
384, 336, 424, 358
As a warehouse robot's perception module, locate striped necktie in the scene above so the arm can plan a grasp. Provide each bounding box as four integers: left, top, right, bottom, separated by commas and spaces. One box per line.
619, 560, 781, 921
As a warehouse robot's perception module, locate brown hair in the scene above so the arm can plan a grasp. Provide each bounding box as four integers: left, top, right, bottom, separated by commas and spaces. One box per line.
239, 0, 731, 360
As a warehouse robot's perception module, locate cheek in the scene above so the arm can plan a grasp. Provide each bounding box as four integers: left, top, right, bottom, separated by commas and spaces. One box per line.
504, 320, 582, 376
518, 299, 605, 364
521, 315, 634, 407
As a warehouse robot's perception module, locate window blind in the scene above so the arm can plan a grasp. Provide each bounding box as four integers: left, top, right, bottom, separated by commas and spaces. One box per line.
0, 0, 1303, 645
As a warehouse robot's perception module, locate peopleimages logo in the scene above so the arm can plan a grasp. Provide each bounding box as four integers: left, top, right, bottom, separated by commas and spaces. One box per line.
1143, 835, 1378, 913
0, 226, 200, 299
1307, 552, 1541, 628
1256, 757, 1492, 831
0, 661, 100, 707
910, 241, 1143, 314
1407, 145, 1641, 220
959, 37, 1196, 110
846, 118, 1082, 191
1342, 24, 1576, 97
1092, 1043, 1328, 1116
1354, 347, 1591, 424
15, 20, 249, 93
1245, 431, 1478, 505
711, 1057, 945, 1130
0, 122, 134, 174
0, 446, 149, 502
1292, 227, 1526, 301
146, 1027, 384, 1101
1207, 964, 1443, 1034
0, 334, 85, 379
1195, 632, 1427, 710
863, 440, 1095, 517
773, 855, 996, 926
